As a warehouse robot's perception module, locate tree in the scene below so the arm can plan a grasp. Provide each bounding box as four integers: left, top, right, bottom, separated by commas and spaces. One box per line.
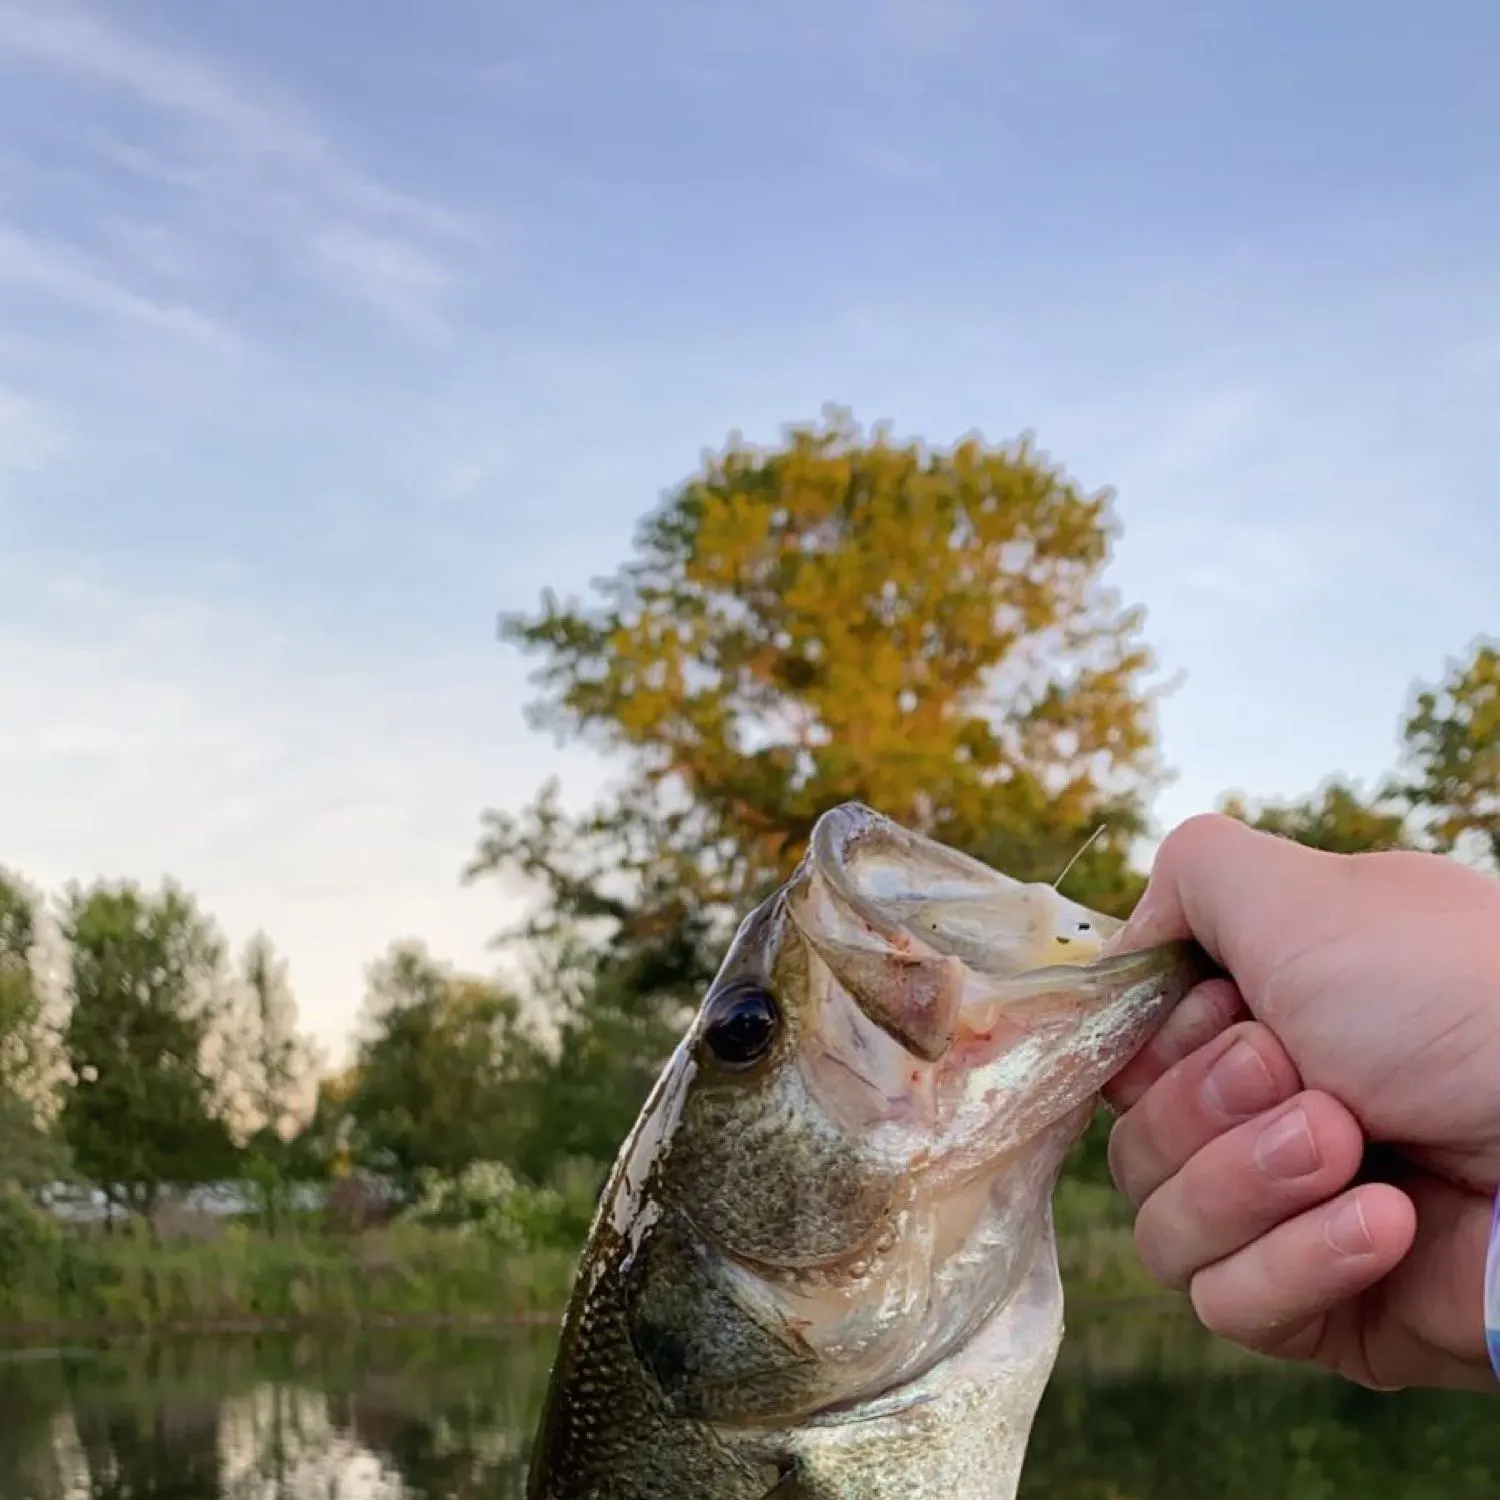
488, 408, 1161, 933
467, 786, 732, 1182
58, 880, 237, 1224
236, 933, 319, 1140
1219, 778, 1416, 854
1397, 641, 1500, 869
0, 869, 65, 1195
233, 932, 322, 1234
343, 942, 536, 1197
0, 870, 43, 1092
500, 932, 686, 1185
477, 409, 1164, 1187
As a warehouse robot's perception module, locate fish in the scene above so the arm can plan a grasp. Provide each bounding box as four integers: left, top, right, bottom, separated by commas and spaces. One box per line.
526, 802, 1212, 1500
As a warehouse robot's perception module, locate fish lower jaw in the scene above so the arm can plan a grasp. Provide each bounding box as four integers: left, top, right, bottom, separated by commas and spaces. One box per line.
780, 1231, 1068, 1500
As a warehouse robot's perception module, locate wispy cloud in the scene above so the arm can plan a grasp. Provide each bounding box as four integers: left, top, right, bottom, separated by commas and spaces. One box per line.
0, 4, 313, 156
0, 1, 482, 343
99, 217, 203, 284
304, 225, 460, 342
0, 226, 231, 349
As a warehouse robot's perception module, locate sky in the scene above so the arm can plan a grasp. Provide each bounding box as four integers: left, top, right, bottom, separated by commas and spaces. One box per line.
0, 0, 1496, 1063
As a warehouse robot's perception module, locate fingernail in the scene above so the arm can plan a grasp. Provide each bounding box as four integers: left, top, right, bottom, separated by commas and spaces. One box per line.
1201, 1038, 1277, 1119
1253, 1105, 1320, 1179
1324, 1195, 1373, 1257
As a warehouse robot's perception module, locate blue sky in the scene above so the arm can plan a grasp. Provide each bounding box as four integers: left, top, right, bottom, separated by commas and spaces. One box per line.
1, 0, 1496, 1059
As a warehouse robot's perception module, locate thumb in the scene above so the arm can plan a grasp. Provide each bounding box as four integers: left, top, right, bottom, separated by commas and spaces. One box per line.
1106, 813, 1337, 994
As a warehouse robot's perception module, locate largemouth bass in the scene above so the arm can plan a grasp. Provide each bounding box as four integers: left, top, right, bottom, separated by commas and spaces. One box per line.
527, 802, 1210, 1499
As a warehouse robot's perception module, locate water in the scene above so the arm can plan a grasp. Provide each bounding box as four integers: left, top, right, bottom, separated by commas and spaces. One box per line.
1, 1305, 1497, 1498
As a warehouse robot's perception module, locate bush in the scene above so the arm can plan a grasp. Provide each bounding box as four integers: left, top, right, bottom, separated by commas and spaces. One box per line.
0, 1192, 53, 1307
398, 1161, 582, 1251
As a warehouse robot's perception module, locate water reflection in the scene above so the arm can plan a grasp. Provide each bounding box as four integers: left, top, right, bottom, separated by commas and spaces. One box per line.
0, 1307, 1496, 1498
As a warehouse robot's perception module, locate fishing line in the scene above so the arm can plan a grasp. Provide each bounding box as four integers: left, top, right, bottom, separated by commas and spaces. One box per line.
1051, 824, 1106, 893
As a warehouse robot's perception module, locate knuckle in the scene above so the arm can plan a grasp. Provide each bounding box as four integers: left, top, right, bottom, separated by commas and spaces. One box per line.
1159, 811, 1240, 864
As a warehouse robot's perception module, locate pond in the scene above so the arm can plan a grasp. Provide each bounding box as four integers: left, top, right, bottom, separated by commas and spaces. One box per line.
1, 1303, 1497, 1498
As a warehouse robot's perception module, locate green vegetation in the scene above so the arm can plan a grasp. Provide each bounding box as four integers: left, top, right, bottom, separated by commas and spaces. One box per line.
1, 409, 1494, 1335
0, 1222, 576, 1333
0, 1158, 593, 1334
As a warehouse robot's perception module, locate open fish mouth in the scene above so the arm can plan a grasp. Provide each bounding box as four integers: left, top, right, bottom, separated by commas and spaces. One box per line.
791, 801, 1137, 1063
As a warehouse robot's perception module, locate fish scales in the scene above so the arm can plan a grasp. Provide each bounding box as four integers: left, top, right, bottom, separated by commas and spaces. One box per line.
528, 803, 1211, 1499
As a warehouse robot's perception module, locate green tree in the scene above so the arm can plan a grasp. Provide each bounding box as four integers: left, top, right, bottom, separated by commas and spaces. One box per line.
0, 868, 65, 1195
291, 1065, 361, 1183
501, 932, 687, 1185
58, 880, 237, 1224
0, 869, 44, 1090
233, 932, 322, 1233
465, 780, 735, 1176
1397, 641, 1500, 869
467, 787, 729, 1185
343, 942, 536, 1197
1219, 778, 1416, 854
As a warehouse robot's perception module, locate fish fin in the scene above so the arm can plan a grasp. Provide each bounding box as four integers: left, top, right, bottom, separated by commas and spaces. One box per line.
760, 1461, 812, 1498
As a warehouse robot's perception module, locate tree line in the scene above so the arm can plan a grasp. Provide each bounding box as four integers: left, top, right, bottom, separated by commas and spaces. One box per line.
2, 408, 1494, 1231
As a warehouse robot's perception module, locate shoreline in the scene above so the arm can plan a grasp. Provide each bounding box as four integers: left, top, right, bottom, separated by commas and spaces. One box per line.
0, 1292, 1183, 1350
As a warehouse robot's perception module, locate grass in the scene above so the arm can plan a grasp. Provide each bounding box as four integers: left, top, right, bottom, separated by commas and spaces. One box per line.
0, 1177, 1167, 1340
1053, 1177, 1172, 1302
0, 1222, 579, 1339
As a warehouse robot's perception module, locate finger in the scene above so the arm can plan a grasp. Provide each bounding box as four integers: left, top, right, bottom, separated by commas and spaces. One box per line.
1108, 1019, 1300, 1205
1104, 813, 1342, 995
1367, 1168, 1495, 1374
1187, 1182, 1416, 1360
1102, 977, 1247, 1114
1133, 1090, 1366, 1290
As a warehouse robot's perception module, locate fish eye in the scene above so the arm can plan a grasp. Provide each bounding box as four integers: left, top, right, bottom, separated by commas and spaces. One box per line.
703, 984, 781, 1069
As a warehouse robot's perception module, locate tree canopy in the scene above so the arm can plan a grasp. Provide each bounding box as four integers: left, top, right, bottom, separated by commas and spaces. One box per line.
1397, 641, 1499, 868
0, 870, 64, 1193
1219, 778, 1416, 855
338, 943, 537, 1195
58, 881, 237, 1219
483, 408, 1162, 962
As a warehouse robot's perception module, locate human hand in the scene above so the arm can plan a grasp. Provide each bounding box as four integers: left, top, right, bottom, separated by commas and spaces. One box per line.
1101, 812, 1500, 1392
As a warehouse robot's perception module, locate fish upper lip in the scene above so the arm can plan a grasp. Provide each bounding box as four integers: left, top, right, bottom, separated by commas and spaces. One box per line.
805, 802, 913, 946
797, 803, 1145, 1054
